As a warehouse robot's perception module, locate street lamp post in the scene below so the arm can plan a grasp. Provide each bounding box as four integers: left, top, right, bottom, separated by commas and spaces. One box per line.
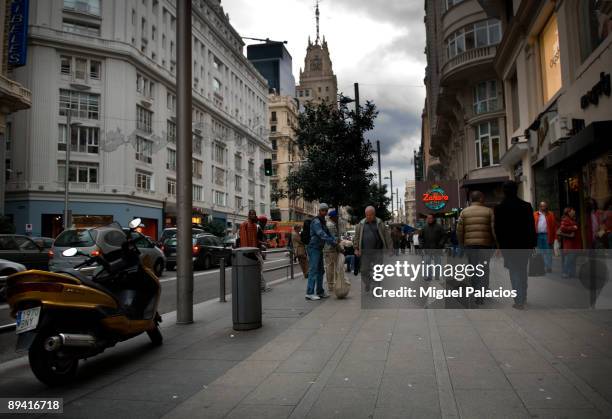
384, 170, 394, 222
64, 110, 82, 230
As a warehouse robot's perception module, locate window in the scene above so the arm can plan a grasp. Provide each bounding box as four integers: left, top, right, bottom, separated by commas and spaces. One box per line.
136, 170, 153, 191
248, 160, 255, 177
167, 120, 176, 144
64, 0, 101, 15
193, 134, 202, 155
213, 56, 222, 70
539, 14, 562, 103
5, 122, 11, 152
90, 60, 101, 79
248, 199, 255, 210
271, 111, 277, 122
136, 74, 155, 97
235, 153, 242, 171
248, 180, 255, 196
212, 78, 222, 93
235, 175, 242, 192
58, 125, 99, 153
60, 56, 100, 81
136, 137, 153, 164
136, 105, 153, 133
214, 166, 225, 186
59, 90, 100, 119
60, 56, 71, 75
260, 184, 265, 199
272, 153, 277, 162
141, 17, 147, 37
473, 80, 499, 114
446, 19, 501, 58
167, 178, 176, 196
444, 0, 464, 10
578, 1, 612, 62
152, 25, 156, 40
235, 196, 243, 210
63, 20, 100, 36
247, 141, 256, 154
475, 120, 500, 168
58, 160, 99, 183
260, 203, 266, 216
166, 148, 176, 170
213, 142, 224, 164
271, 139, 277, 150
167, 93, 176, 111
192, 158, 203, 179
270, 125, 277, 133
193, 185, 203, 201
214, 190, 226, 206
75, 58, 87, 80
509, 72, 520, 131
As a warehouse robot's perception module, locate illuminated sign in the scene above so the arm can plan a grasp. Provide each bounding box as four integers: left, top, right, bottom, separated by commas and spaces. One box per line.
7, 0, 29, 67
422, 185, 449, 211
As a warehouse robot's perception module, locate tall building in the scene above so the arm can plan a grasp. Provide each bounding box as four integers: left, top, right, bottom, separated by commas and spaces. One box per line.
4, 0, 270, 239
295, 2, 337, 104
494, 0, 611, 249
0, 0, 32, 218
423, 0, 510, 206
247, 42, 295, 96
404, 179, 416, 226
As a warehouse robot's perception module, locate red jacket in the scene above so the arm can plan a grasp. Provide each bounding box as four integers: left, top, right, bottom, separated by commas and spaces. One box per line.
533, 211, 557, 244
560, 216, 582, 250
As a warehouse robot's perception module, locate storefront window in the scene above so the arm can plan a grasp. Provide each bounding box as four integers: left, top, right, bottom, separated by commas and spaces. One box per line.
539, 14, 562, 103
578, 0, 612, 62
583, 152, 612, 249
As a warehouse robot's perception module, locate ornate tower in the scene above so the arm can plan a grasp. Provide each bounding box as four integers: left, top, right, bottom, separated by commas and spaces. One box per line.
296, 1, 338, 104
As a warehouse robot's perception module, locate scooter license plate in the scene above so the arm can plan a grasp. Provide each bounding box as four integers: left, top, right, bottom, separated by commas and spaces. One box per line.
15, 307, 41, 334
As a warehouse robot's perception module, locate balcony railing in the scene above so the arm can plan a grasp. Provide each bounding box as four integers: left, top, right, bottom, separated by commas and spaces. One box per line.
441, 45, 497, 81
0, 75, 32, 111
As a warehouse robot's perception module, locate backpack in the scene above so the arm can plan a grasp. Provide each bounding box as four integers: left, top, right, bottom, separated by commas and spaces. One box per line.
301, 219, 311, 245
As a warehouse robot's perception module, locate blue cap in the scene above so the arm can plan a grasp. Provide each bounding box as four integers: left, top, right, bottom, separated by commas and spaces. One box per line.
328, 210, 338, 218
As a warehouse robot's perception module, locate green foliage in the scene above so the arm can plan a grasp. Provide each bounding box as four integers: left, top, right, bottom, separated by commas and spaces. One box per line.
0, 216, 16, 234
348, 182, 392, 223
286, 99, 378, 209
203, 220, 226, 237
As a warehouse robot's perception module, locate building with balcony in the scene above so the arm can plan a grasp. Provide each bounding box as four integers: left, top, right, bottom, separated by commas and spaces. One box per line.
0, 0, 32, 218
494, 0, 612, 250
424, 0, 511, 206
4, 0, 270, 239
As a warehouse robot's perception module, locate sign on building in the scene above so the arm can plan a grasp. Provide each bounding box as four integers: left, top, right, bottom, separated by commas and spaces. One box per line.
415, 181, 459, 215
8, 0, 29, 67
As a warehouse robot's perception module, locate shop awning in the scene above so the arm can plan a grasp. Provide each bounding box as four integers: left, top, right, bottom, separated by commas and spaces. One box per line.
500, 142, 529, 169
460, 176, 509, 188
544, 121, 612, 169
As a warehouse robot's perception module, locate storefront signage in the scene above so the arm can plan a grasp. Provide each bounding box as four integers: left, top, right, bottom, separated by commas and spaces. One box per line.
416, 181, 459, 215
580, 72, 611, 109
7, 0, 29, 67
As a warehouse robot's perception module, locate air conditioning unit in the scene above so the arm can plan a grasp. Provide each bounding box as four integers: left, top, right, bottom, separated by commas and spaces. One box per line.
548, 115, 570, 146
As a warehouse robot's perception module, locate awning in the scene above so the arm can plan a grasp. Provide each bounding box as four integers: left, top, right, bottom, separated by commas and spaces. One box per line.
544, 121, 612, 169
460, 176, 509, 188
500, 142, 529, 169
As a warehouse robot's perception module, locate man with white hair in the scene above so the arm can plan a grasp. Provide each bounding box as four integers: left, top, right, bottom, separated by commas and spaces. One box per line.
354, 206, 392, 292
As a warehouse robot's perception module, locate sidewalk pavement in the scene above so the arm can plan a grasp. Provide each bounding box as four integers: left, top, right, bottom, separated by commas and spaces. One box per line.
1, 269, 612, 418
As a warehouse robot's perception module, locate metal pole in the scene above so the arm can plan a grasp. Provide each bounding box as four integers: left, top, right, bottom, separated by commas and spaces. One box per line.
64, 110, 71, 229
376, 140, 382, 187
354, 82, 360, 116
219, 257, 226, 302
390, 170, 394, 221
176, 0, 193, 324
396, 188, 400, 222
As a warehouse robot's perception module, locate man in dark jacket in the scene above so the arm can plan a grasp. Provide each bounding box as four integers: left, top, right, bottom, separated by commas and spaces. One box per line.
494, 181, 537, 309
421, 214, 446, 281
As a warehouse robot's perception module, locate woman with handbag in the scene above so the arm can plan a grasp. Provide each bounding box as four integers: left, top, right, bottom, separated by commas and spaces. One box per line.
559, 207, 582, 278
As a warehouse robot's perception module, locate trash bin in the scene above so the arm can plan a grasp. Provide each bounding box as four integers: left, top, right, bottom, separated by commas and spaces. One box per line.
231, 247, 262, 330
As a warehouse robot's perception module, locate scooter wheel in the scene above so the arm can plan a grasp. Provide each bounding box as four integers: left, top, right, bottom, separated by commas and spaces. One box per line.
29, 329, 78, 386
147, 325, 163, 346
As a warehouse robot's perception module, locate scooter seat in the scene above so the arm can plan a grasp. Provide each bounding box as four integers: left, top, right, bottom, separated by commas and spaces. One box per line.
57, 269, 118, 301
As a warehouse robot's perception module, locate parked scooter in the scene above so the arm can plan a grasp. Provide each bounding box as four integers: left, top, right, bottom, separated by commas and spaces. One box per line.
5, 218, 162, 386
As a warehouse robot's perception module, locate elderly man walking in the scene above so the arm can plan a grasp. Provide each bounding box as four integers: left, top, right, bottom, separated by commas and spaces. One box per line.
306, 203, 337, 300
354, 206, 392, 293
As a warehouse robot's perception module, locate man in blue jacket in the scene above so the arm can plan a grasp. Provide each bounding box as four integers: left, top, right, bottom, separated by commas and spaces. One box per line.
306, 203, 337, 300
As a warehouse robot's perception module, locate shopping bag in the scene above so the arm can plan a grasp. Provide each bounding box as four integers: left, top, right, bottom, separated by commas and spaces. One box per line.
553, 239, 561, 257
528, 253, 546, 277
334, 253, 351, 299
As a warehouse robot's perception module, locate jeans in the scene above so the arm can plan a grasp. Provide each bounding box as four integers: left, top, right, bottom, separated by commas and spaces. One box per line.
306, 246, 325, 295
503, 251, 529, 305
422, 253, 442, 280
536, 233, 553, 270
562, 252, 577, 277
345, 255, 355, 272
465, 246, 492, 290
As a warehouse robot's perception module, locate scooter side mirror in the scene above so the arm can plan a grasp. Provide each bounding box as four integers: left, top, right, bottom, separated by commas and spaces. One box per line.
129, 218, 142, 229
62, 248, 79, 257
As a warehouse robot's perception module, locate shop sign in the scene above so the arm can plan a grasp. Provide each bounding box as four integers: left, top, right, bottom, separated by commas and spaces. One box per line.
422, 185, 449, 211
7, 0, 29, 67
580, 72, 611, 109
416, 181, 459, 214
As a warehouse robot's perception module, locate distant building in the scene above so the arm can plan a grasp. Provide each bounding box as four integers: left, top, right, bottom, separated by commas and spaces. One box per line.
296, 2, 337, 105
404, 180, 416, 226
247, 42, 296, 97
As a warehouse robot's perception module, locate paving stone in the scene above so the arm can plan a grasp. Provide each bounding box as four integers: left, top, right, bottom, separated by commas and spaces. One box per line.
241, 372, 317, 406
214, 360, 280, 387
277, 349, 335, 373
343, 340, 390, 362
376, 373, 439, 409
385, 350, 435, 375
373, 406, 442, 419
248, 340, 304, 361
447, 359, 512, 390
327, 359, 386, 389
226, 404, 294, 419
161, 384, 254, 419
527, 408, 608, 418
64, 398, 174, 419
506, 373, 594, 409
306, 386, 377, 419
454, 389, 530, 418
490, 349, 557, 374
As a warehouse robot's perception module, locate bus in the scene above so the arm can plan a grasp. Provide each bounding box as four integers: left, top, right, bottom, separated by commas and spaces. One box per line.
263, 221, 302, 248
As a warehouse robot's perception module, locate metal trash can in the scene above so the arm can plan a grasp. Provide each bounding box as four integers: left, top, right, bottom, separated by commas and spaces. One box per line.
231, 247, 262, 330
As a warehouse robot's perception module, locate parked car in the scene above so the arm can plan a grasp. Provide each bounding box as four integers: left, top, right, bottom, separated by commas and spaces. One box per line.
163, 233, 231, 270
50, 226, 166, 276
158, 227, 205, 247
223, 234, 238, 248
0, 259, 26, 301
0, 234, 50, 270
31, 236, 54, 250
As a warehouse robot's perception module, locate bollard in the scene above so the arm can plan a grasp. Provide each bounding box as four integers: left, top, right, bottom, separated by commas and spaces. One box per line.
219, 257, 226, 302
289, 248, 294, 279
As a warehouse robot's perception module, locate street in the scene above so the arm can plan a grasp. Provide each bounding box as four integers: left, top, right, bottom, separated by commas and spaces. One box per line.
0, 251, 294, 364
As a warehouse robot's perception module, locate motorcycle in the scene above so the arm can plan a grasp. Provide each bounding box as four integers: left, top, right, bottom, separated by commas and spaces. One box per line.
5, 218, 162, 386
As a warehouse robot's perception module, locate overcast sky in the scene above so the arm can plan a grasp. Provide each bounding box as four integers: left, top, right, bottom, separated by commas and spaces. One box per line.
222, 0, 426, 217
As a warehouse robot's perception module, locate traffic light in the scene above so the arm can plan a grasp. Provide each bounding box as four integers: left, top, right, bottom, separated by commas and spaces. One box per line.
264, 158, 273, 176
